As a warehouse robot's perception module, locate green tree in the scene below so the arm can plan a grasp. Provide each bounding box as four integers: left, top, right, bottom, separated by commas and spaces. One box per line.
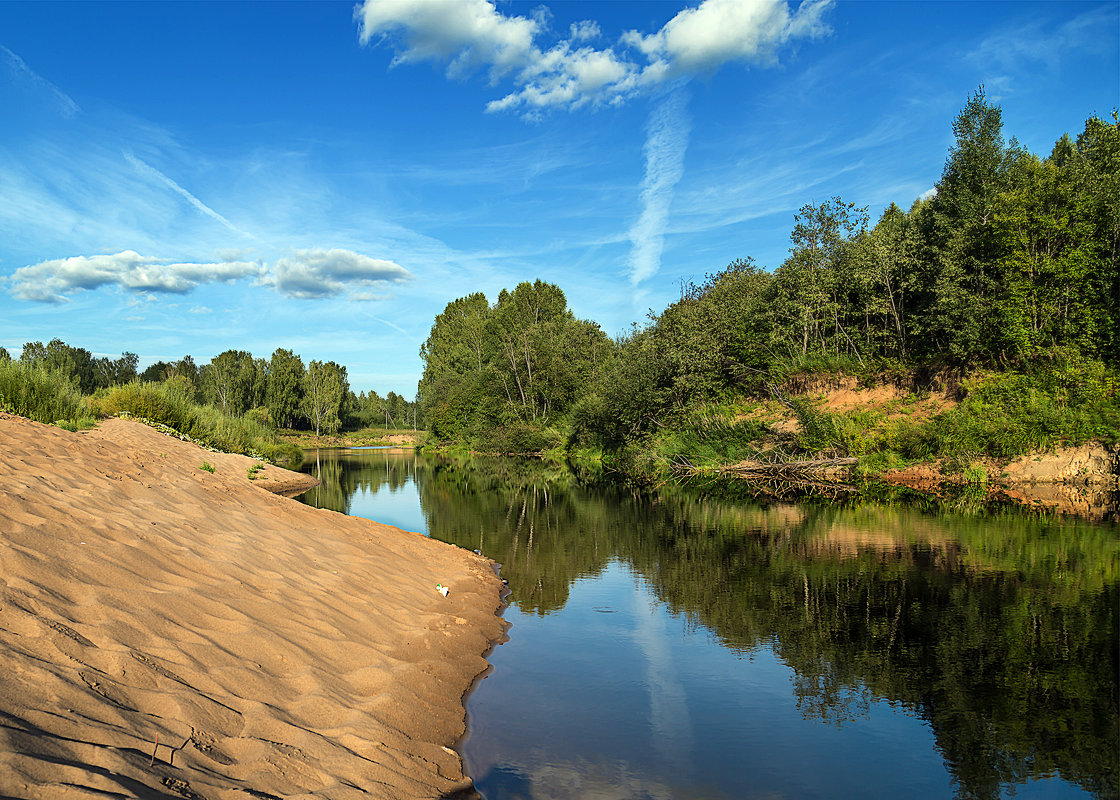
418, 292, 493, 438
656, 258, 772, 401
93, 352, 138, 388
767, 198, 868, 362
267, 348, 305, 429
849, 203, 921, 360
201, 350, 257, 415
21, 339, 97, 392
139, 361, 171, 382
919, 87, 1016, 363
302, 360, 348, 436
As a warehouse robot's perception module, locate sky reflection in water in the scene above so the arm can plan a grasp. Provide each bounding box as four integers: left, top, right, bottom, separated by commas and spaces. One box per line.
297, 449, 1115, 800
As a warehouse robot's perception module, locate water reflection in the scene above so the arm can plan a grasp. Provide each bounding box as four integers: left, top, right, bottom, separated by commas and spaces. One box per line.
297, 449, 1119, 800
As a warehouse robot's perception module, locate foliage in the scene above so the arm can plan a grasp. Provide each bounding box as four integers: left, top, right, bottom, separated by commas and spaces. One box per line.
0, 359, 90, 426
302, 360, 348, 436
475, 420, 563, 454
199, 461, 215, 473
20, 338, 138, 394
201, 350, 265, 415
92, 381, 303, 467
418, 280, 611, 448
266, 348, 304, 429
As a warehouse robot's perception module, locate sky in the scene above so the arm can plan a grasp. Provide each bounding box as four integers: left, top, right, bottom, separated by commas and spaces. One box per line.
1, 0, 1116, 396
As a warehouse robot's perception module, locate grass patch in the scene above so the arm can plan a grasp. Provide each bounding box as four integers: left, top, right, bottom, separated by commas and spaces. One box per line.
91, 381, 303, 468
199, 461, 215, 473
0, 360, 92, 428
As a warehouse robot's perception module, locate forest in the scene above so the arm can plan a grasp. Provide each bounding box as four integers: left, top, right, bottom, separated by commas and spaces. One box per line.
417, 91, 1119, 478
0, 340, 419, 437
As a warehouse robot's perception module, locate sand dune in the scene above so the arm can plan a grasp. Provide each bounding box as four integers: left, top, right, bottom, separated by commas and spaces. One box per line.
0, 414, 505, 799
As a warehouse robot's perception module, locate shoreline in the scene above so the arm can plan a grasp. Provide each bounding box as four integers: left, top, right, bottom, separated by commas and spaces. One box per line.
0, 413, 506, 799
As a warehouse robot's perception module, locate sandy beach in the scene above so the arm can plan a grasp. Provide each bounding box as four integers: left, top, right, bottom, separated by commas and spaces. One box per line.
0, 413, 506, 799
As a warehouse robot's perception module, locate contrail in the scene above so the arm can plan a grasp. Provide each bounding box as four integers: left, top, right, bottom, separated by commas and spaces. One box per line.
123, 152, 257, 240
626, 83, 690, 286
1, 44, 81, 117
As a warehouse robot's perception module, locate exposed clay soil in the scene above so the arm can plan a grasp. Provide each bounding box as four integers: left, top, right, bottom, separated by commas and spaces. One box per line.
734, 377, 1118, 519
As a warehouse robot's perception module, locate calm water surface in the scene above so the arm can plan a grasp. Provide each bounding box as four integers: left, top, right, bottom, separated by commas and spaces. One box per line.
296, 448, 1119, 800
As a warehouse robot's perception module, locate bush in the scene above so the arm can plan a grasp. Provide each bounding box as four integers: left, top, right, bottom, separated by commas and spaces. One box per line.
0, 360, 87, 426
245, 406, 274, 430
94, 381, 303, 467
651, 409, 772, 467
478, 421, 562, 454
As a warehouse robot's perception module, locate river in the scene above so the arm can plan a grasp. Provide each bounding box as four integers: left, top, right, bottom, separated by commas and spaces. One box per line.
295, 447, 1118, 800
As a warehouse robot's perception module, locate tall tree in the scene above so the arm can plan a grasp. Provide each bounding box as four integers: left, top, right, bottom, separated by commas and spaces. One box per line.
302, 360, 348, 436
94, 352, 138, 387
920, 87, 1016, 363
140, 361, 171, 383
21, 339, 97, 392
767, 198, 868, 361
267, 348, 305, 429
202, 350, 257, 415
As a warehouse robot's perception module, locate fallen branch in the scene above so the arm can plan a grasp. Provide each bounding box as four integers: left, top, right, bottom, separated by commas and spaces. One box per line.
674, 457, 858, 481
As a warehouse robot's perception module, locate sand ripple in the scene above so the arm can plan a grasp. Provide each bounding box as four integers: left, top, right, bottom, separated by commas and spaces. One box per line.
0, 414, 504, 799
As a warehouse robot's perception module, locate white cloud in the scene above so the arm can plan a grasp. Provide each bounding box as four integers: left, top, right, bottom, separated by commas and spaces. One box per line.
356, 0, 834, 116
8, 251, 262, 303
267, 248, 413, 299
356, 0, 538, 81
488, 42, 641, 115
626, 0, 833, 74
627, 86, 691, 286
8, 247, 414, 303
569, 20, 601, 43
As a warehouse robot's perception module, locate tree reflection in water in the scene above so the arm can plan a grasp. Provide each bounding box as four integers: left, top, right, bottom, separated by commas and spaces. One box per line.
298, 449, 1119, 800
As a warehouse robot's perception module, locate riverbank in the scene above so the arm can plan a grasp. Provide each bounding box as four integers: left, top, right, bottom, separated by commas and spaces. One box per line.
278, 427, 421, 450
0, 413, 505, 799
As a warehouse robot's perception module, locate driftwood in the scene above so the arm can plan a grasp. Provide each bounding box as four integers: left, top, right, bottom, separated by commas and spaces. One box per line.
669, 457, 860, 499
673, 457, 857, 480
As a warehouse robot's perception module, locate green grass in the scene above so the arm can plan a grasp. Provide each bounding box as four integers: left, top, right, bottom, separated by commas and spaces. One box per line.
199, 461, 215, 473
91, 381, 304, 468
0, 359, 94, 428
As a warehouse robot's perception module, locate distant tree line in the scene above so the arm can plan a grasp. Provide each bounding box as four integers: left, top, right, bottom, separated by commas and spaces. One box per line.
6, 340, 420, 436
419, 91, 1118, 451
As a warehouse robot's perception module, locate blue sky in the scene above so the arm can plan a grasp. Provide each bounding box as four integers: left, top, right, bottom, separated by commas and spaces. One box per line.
1, 0, 1116, 395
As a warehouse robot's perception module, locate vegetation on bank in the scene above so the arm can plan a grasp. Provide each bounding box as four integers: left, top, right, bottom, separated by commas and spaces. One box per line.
277, 426, 422, 449
417, 91, 1119, 483
0, 333, 424, 467
0, 337, 422, 438
3, 91, 1116, 489
0, 360, 304, 467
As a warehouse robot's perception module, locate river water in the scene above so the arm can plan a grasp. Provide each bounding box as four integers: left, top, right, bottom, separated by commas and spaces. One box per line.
295, 448, 1118, 800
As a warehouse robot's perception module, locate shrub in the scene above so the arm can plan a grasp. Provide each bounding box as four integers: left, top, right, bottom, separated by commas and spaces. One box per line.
0, 360, 86, 425
96, 381, 303, 468
478, 421, 562, 454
